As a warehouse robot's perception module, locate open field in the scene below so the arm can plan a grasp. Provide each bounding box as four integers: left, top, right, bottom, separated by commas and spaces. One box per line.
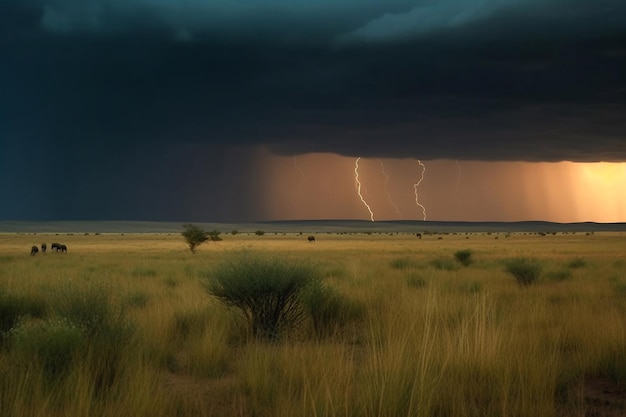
1, 227, 625, 416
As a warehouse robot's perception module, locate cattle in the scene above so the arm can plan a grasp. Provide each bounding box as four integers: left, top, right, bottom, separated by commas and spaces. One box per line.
41, 243, 47, 253
30, 246, 39, 256
416, 233, 422, 239
307, 236, 315, 243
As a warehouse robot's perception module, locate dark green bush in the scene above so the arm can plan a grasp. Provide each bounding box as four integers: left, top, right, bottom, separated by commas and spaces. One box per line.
505, 258, 543, 286
10, 317, 86, 380
53, 285, 134, 391
301, 281, 360, 339
454, 249, 474, 267
0, 290, 47, 343
567, 258, 587, 269
204, 253, 319, 340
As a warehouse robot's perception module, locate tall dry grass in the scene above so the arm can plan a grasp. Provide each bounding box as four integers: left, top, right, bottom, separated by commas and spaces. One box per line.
0, 231, 625, 416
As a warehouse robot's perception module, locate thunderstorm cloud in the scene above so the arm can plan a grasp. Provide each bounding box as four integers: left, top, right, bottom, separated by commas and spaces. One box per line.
1, 0, 626, 221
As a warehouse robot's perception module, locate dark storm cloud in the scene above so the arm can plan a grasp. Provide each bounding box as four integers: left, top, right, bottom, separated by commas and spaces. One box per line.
2, 0, 626, 164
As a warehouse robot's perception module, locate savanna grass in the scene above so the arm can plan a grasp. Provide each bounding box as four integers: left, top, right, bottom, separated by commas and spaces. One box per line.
0, 231, 625, 416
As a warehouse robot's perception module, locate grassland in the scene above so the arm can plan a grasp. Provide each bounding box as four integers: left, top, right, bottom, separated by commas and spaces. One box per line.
0, 229, 625, 416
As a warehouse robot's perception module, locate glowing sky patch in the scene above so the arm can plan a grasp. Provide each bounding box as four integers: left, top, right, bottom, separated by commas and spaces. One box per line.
259, 152, 626, 222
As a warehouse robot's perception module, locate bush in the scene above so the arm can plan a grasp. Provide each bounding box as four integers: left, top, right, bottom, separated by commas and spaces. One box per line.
53, 285, 134, 391
181, 224, 210, 254
254, 230, 265, 236
208, 230, 223, 242
10, 317, 86, 380
505, 258, 543, 286
204, 253, 319, 340
454, 249, 474, 267
568, 257, 587, 269
0, 290, 47, 344
301, 281, 359, 338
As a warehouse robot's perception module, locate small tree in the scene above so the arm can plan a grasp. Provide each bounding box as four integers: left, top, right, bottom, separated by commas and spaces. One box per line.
182, 224, 209, 254
254, 230, 265, 236
208, 230, 222, 242
204, 253, 319, 340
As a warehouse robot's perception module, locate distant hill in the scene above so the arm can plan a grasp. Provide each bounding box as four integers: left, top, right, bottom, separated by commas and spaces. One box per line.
1, 220, 625, 234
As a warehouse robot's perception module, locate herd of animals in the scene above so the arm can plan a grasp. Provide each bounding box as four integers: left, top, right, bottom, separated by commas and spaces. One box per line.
30, 242, 67, 256
27, 232, 425, 255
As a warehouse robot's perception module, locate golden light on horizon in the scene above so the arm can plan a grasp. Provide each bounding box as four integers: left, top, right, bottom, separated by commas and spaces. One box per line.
257, 150, 626, 223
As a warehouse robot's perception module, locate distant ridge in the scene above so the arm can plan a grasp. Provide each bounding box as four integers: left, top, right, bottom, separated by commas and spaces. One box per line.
1, 220, 625, 234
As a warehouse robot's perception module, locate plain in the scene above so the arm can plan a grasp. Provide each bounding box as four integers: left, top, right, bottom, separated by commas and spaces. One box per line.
0, 230, 625, 417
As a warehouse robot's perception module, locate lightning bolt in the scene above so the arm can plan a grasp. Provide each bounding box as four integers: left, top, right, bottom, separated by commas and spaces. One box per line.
455, 160, 462, 192
293, 157, 305, 189
354, 157, 375, 222
378, 159, 402, 218
413, 160, 427, 221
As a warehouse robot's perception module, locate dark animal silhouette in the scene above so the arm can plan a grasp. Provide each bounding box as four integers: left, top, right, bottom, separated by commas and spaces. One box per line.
307, 236, 315, 242
51, 243, 67, 253
30, 246, 39, 256
41, 243, 47, 253
416, 233, 422, 239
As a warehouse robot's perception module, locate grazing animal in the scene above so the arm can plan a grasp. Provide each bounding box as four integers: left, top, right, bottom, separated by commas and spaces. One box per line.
41, 243, 47, 253
59, 244, 67, 253
416, 233, 422, 239
307, 236, 315, 243
51, 242, 61, 252
30, 246, 39, 256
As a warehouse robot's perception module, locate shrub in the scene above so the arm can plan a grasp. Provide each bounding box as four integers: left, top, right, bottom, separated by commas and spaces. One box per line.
454, 249, 474, 267
181, 224, 210, 254
505, 257, 543, 286
0, 290, 47, 344
53, 285, 134, 391
204, 253, 319, 340
568, 257, 587, 269
10, 317, 86, 381
208, 230, 222, 242
301, 281, 359, 338
254, 230, 265, 236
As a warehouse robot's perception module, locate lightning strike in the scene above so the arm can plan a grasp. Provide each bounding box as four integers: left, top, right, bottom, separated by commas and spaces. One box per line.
378, 159, 402, 217
293, 157, 306, 188
413, 160, 427, 220
354, 157, 375, 222
455, 160, 462, 192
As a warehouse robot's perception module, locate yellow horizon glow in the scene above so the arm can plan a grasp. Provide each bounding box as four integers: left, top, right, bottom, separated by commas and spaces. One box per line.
258, 150, 626, 223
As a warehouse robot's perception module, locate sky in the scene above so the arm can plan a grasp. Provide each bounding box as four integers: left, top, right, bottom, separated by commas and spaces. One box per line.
1, 0, 626, 222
